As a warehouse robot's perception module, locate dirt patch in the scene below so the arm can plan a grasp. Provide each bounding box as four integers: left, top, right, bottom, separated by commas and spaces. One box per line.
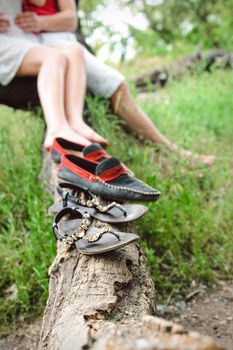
0, 283, 232, 349
158, 282, 233, 350
0, 321, 41, 350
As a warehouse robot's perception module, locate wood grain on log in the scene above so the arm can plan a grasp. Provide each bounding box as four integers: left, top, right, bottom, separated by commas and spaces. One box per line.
39, 151, 223, 350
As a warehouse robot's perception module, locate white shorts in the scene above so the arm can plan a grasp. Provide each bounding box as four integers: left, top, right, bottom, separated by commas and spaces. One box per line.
0, 28, 124, 98
38, 32, 125, 98
0, 1, 40, 86
0, 24, 40, 86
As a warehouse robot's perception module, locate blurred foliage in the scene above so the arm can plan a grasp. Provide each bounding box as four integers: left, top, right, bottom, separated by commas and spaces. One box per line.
78, 0, 233, 60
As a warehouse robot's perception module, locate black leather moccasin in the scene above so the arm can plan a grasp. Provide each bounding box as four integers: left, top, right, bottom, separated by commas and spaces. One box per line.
57, 154, 161, 202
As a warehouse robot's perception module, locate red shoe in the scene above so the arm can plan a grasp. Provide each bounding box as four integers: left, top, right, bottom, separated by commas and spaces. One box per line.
51, 137, 110, 164
51, 137, 134, 176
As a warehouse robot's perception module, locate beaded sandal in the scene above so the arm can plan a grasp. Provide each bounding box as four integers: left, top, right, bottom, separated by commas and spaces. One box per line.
52, 207, 139, 255
49, 183, 148, 223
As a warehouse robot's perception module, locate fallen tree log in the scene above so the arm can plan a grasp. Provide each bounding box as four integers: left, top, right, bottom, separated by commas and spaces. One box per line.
134, 48, 233, 92
39, 151, 223, 350
203, 49, 233, 71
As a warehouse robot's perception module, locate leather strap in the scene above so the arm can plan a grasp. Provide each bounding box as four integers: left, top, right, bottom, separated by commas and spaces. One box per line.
97, 164, 128, 182
52, 206, 82, 241
57, 183, 91, 207
85, 149, 110, 162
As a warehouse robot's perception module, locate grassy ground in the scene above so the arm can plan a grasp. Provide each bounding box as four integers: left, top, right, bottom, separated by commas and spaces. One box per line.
0, 68, 232, 333
0, 110, 54, 334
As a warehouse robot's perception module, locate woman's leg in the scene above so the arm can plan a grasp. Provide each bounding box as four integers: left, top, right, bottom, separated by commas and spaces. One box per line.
53, 43, 108, 146
17, 46, 91, 149
111, 81, 215, 167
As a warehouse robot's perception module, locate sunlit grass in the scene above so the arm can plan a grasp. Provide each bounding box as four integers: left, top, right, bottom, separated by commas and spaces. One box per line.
0, 108, 54, 334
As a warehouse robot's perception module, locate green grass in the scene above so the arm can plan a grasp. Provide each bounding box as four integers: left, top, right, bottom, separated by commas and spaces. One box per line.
0, 68, 232, 332
0, 109, 55, 334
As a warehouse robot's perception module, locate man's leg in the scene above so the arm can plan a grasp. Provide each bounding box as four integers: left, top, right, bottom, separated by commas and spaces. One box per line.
17, 46, 91, 149
111, 81, 175, 149
53, 43, 108, 146
84, 48, 178, 149
111, 81, 215, 167
82, 47, 215, 167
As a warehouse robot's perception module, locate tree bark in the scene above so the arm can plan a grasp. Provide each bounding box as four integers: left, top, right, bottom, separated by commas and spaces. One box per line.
39, 151, 223, 350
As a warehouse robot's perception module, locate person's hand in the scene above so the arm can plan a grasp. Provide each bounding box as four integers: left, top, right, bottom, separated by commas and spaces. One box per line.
0, 12, 10, 33
14, 12, 43, 33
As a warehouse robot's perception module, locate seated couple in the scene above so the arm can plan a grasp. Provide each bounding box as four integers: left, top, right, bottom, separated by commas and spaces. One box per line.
0, 0, 215, 167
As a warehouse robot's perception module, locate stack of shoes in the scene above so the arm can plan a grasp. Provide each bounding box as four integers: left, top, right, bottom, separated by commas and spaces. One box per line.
49, 137, 161, 255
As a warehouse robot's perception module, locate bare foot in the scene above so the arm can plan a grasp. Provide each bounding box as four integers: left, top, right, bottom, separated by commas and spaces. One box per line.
188, 154, 216, 170
178, 148, 216, 169
43, 127, 91, 150
71, 121, 109, 147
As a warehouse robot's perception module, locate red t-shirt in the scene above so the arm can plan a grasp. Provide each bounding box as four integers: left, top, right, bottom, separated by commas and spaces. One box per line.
23, 0, 58, 16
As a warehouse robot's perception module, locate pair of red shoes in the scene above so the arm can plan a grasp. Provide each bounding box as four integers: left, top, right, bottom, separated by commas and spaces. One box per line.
51, 137, 110, 164
51, 137, 160, 202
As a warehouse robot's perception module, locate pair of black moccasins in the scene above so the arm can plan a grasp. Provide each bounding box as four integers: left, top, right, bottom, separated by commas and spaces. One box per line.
50, 138, 161, 255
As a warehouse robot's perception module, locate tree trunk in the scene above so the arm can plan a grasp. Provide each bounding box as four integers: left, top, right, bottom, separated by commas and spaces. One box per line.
39, 151, 223, 350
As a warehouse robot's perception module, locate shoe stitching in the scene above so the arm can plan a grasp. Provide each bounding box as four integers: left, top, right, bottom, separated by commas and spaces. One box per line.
59, 172, 159, 196
98, 178, 159, 195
